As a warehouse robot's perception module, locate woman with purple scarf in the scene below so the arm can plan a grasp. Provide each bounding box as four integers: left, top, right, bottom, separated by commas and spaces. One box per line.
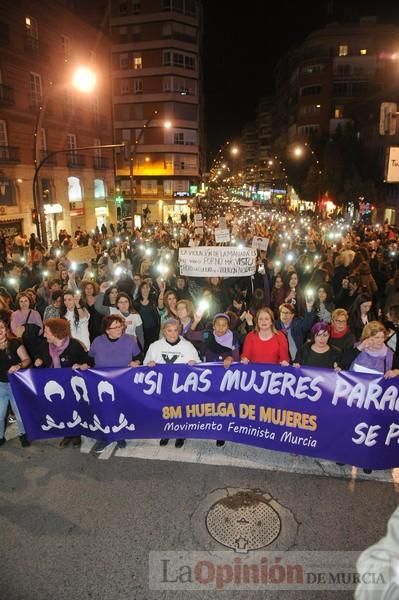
186, 313, 240, 447
33, 318, 90, 449
349, 321, 395, 376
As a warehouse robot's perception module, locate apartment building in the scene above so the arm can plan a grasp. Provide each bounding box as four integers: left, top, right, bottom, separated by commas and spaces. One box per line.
110, 0, 204, 223
0, 0, 115, 244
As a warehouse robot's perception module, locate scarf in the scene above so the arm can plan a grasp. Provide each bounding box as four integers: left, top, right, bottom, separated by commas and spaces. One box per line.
49, 336, 70, 368
213, 329, 234, 349
331, 326, 349, 339
364, 345, 388, 359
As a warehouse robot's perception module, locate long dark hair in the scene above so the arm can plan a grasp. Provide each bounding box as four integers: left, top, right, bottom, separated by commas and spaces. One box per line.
59, 290, 80, 328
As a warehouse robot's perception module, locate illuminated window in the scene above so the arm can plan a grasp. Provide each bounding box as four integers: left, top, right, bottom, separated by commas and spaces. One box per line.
360, 48, 367, 55
134, 55, 142, 70
68, 176, 82, 202
94, 179, 106, 199
339, 45, 348, 56
25, 16, 38, 39
334, 106, 344, 118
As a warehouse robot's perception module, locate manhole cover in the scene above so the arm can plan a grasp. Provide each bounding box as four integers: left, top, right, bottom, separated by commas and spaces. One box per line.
206, 491, 281, 553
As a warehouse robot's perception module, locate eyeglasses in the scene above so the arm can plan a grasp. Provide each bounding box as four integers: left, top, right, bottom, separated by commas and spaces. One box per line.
280, 311, 292, 316
334, 319, 347, 324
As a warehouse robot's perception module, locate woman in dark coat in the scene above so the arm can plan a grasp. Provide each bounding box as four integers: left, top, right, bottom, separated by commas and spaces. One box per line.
33, 318, 90, 449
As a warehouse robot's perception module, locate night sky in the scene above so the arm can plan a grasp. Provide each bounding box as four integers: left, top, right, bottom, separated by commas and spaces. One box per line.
202, 0, 399, 158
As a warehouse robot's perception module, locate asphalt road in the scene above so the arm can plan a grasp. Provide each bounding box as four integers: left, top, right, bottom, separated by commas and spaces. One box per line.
1, 437, 398, 600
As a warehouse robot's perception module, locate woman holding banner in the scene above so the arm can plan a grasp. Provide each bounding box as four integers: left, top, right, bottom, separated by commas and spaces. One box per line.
349, 321, 396, 376
34, 318, 90, 449
293, 322, 342, 370
240, 308, 289, 366
0, 313, 31, 448
89, 314, 142, 455
144, 318, 200, 448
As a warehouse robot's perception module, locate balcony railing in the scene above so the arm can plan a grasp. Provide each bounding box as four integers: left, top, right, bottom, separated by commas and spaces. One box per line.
66, 153, 85, 168
0, 146, 20, 163
40, 149, 57, 166
93, 156, 108, 170
0, 84, 14, 105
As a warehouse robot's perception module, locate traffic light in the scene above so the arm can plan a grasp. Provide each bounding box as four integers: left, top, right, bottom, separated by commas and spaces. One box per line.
379, 102, 398, 136
31, 208, 38, 224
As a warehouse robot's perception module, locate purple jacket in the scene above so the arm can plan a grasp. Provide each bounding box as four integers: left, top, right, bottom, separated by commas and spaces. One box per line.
350, 348, 393, 374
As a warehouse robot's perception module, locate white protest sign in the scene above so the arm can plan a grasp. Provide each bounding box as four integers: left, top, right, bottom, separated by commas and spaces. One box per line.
67, 245, 97, 264
194, 213, 203, 226
252, 236, 269, 252
215, 228, 230, 243
179, 246, 257, 277
194, 227, 204, 236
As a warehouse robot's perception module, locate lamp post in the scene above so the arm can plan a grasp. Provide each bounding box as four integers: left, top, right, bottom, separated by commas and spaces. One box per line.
292, 142, 323, 214
127, 111, 172, 218
33, 66, 97, 246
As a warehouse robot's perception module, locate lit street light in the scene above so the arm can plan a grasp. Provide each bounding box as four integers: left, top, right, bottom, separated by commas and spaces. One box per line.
33, 66, 98, 246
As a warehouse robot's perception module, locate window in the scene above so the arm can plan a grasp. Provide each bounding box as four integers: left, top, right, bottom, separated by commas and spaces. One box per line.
120, 79, 130, 95
298, 124, 320, 136
352, 81, 368, 96
120, 53, 129, 69
334, 106, 344, 118
163, 50, 195, 70
133, 79, 143, 94
61, 35, 70, 61
163, 51, 171, 66
141, 180, 158, 195
67, 134, 77, 162
333, 82, 348, 97
300, 104, 320, 116
132, 1, 141, 14
119, 2, 128, 14
30, 72, 42, 107
301, 64, 324, 75
360, 48, 367, 55
300, 85, 321, 96
94, 178, 106, 199
162, 23, 172, 37
336, 64, 350, 76
121, 129, 131, 142
25, 16, 38, 39
134, 55, 142, 70
93, 138, 101, 158
67, 176, 82, 201
163, 76, 172, 91
0, 120, 8, 159
339, 45, 348, 56
174, 132, 184, 145
119, 26, 128, 43
132, 25, 141, 40
184, 55, 195, 70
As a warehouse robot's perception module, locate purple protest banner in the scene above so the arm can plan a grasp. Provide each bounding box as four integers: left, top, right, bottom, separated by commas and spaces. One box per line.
10, 364, 399, 470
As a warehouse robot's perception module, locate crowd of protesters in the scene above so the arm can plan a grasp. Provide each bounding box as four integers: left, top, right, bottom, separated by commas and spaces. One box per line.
1, 203, 399, 462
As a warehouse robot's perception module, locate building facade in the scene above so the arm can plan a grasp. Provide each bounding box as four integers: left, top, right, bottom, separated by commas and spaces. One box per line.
110, 0, 204, 223
0, 0, 115, 244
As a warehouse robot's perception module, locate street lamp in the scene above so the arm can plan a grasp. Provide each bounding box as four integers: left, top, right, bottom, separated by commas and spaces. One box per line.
33, 66, 97, 246
292, 142, 323, 213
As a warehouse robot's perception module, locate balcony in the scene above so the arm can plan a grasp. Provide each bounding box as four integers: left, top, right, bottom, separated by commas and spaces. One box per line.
40, 149, 57, 166
24, 35, 49, 62
0, 146, 20, 163
0, 84, 14, 106
93, 156, 109, 170
66, 153, 85, 168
